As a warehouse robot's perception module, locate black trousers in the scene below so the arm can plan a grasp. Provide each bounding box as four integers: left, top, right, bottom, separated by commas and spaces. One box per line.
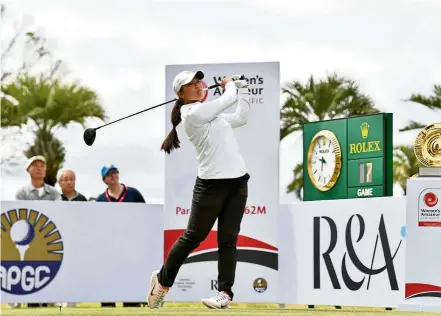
158, 173, 250, 300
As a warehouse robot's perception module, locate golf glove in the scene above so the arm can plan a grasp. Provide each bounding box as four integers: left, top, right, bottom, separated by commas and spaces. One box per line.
231, 74, 245, 81
234, 79, 249, 88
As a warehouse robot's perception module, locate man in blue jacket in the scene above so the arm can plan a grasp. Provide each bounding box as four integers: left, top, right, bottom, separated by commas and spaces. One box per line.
96, 164, 145, 203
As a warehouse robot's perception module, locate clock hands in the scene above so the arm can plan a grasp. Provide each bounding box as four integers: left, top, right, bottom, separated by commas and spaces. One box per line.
319, 156, 328, 184
319, 156, 324, 182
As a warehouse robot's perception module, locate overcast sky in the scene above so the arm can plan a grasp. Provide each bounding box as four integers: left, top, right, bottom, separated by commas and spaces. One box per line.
1, 0, 440, 203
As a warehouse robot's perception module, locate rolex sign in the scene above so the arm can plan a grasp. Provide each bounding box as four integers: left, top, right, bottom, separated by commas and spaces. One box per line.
303, 113, 393, 201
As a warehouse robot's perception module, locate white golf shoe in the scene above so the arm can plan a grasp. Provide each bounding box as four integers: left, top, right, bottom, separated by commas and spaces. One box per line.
147, 270, 169, 309
201, 291, 231, 309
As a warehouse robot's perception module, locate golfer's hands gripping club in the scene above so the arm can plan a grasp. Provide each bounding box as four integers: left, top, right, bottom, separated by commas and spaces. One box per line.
219, 77, 233, 88
231, 74, 245, 81
230, 74, 249, 89
218, 74, 246, 88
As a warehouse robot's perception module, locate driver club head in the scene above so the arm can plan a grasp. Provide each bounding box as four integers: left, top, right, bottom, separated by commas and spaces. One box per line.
83, 128, 97, 146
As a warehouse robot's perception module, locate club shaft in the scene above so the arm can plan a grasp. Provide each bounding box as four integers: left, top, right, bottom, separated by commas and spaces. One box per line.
95, 82, 226, 131
95, 98, 176, 130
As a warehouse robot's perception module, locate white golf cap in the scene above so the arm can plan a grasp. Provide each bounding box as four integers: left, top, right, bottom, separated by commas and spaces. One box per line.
25, 155, 46, 170
173, 70, 204, 96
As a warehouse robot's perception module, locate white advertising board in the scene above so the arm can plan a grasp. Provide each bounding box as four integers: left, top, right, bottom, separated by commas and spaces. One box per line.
279, 197, 406, 307
1, 201, 163, 303
398, 177, 441, 312
164, 62, 280, 302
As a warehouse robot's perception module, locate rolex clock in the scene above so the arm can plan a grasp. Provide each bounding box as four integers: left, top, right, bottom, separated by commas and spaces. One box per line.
307, 130, 342, 191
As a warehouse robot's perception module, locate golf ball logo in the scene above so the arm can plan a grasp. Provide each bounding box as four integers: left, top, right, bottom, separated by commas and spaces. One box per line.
0, 209, 64, 295
11, 220, 36, 261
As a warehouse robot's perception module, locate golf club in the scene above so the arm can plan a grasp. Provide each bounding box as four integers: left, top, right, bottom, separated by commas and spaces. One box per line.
83, 75, 245, 146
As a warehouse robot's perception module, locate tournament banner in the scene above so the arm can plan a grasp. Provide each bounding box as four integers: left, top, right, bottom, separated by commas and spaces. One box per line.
164, 62, 280, 302
398, 177, 441, 312
1, 201, 163, 303
278, 197, 406, 307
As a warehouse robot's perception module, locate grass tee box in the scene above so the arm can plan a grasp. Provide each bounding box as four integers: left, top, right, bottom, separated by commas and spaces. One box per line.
303, 113, 393, 201
0, 303, 431, 316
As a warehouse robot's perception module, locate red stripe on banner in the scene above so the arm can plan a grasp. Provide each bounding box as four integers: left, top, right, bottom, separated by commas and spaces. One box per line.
418, 221, 441, 227
164, 229, 277, 262
406, 283, 441, 298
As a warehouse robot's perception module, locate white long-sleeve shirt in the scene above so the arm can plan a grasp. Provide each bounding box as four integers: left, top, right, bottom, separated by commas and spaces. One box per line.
180, 81, 250, 179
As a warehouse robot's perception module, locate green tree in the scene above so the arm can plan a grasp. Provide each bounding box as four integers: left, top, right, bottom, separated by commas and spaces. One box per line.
393, 145, 421, 194
286, 163, 304, 200
280, 73, 379, 199
400, 84, 441, 132
1, 73, 106, 185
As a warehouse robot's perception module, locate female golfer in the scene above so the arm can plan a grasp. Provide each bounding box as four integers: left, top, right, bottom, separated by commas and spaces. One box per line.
147, 70, 251, 309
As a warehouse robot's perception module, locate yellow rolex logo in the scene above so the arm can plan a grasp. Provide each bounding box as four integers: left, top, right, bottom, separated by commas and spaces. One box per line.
361, 122, 369, 139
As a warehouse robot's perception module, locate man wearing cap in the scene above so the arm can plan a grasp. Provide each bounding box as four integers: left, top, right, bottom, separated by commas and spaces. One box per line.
96, 164, 146, 203
15, 155, 62, 201
12, 155, 61, 308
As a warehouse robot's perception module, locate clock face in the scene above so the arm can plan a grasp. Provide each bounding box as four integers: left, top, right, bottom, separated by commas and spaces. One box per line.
309, 136, 337, 187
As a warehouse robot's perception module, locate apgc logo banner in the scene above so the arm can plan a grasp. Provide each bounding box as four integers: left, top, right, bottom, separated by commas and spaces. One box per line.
1, 201, 164, 303
1, 208, 63, 295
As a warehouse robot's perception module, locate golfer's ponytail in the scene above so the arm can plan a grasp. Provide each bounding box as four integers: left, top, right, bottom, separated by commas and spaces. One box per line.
161, 99, 183, 154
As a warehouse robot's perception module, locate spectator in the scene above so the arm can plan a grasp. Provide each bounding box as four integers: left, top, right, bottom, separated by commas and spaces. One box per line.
96, 164, 145, 203
16, 155, 61, 201
13, 155, 60, 309
96, 164, 146, 308
57, 169, 87, 201
56, 168, 87, 308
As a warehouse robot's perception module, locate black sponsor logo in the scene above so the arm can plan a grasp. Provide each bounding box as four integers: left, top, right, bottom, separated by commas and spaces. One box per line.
420, 208, 441, 216
210, 279, 218, 291
313, 214, 402, 291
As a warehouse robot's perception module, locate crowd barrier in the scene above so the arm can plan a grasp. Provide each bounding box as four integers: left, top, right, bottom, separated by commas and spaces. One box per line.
0, 195, 435, 309
1, 202, 163, 304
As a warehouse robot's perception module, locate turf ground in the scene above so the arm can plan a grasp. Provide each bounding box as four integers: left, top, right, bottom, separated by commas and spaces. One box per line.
0, 303, 436, 316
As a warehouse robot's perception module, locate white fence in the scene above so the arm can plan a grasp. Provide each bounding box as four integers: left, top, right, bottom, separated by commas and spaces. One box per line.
0, 196, 423, 308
